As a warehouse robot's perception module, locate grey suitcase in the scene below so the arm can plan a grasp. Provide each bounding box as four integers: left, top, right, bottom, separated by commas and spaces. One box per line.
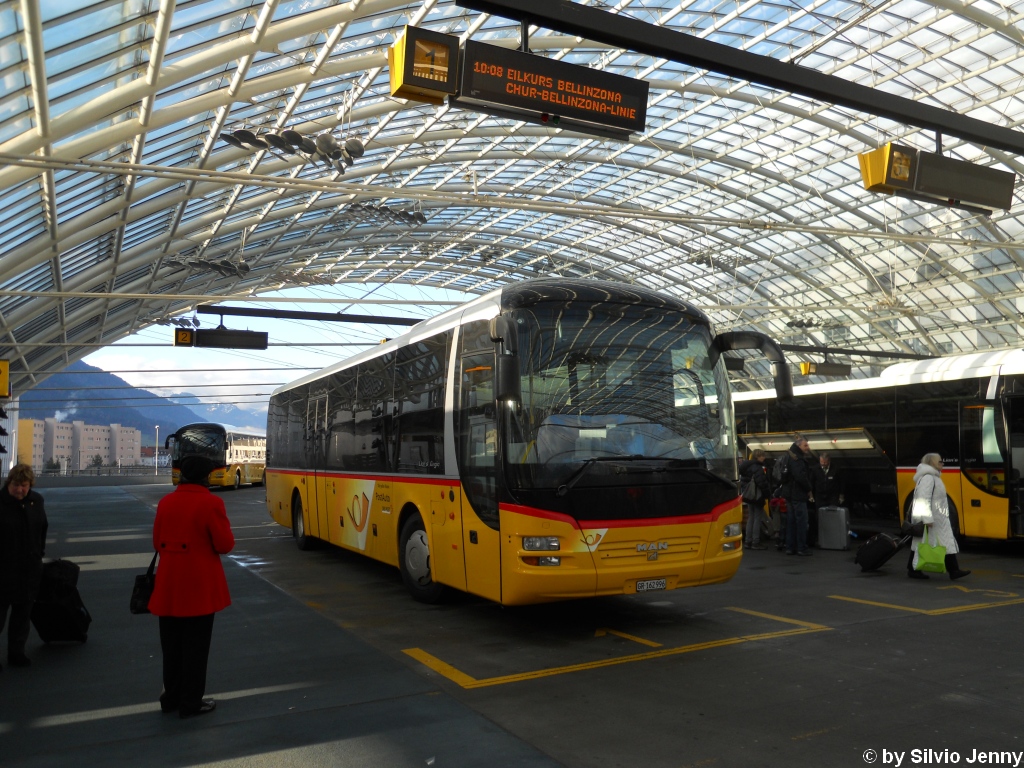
816, 505, 850, 550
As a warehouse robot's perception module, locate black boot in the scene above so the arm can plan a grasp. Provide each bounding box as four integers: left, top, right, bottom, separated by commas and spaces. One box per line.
946, 554, 971, 580
908, 569, 929, 580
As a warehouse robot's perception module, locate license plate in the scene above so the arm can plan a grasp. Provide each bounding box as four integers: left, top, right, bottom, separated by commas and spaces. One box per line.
636, 578, 666, 592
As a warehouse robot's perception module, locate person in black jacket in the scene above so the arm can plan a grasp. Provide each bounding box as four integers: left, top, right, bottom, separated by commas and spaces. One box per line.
781, 438, 815, 556
812, 452, 844, 507
740, 449, 772, 549
0, 463, 48, 669
809, 452, 843, 547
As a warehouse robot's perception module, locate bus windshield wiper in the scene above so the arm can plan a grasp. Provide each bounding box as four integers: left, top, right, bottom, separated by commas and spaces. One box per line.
556, 455, 644, 497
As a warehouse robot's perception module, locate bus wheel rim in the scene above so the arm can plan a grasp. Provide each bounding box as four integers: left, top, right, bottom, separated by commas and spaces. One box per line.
405, 530, 431, 586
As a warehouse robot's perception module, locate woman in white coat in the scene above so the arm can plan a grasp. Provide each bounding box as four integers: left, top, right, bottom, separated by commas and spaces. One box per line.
907, 453, 970, 580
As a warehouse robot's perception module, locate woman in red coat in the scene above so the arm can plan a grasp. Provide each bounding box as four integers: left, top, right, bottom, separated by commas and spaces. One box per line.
149, 455, 235, 719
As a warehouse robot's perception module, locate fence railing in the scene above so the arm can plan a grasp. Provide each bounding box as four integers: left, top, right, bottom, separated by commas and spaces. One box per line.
37, 466, 173, 477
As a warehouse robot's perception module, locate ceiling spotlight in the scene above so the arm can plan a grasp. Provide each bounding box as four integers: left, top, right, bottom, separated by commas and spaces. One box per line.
315, 133, 340, 157
233, 129, 269, 149
344, 138, 365, 158
264, 133, 295, 154
221, 132, 245, 148
235, 261, 251, 276
281, 130, 304, 147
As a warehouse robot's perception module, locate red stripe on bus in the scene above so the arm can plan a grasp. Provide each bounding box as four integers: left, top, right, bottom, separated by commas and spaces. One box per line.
265, 468, 456, 486
502, 497, 736, 528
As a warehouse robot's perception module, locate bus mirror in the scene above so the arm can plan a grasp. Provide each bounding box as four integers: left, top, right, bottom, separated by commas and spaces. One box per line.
495, 353, 521, 405
488, 315, 518, 355
709, 331, 793, 402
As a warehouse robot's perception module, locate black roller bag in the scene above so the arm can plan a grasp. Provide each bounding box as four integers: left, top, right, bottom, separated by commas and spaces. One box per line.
31, 559, 91, 643
854, 533, 912, 573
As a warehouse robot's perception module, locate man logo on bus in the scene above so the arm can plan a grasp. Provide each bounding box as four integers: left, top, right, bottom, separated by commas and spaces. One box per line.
634, 540, 667, 561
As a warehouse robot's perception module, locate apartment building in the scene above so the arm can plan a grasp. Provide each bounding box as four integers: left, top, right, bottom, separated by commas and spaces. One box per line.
19, 418, 142, 470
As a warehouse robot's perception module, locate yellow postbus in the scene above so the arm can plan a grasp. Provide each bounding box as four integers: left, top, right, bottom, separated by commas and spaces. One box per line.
167, 422, 266, 489
734, 350, 1024, 540
265, 278, 791, 604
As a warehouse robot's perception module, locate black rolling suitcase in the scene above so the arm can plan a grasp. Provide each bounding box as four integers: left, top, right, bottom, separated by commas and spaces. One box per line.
854, 533, 911, 573
31, 559, 91, 643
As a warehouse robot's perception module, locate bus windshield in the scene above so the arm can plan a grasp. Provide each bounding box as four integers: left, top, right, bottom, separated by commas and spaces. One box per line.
170, 424, 226, 465
503, 301, 735, 491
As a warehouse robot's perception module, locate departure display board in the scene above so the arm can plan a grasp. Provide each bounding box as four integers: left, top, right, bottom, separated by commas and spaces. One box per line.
459, 40, 648, 134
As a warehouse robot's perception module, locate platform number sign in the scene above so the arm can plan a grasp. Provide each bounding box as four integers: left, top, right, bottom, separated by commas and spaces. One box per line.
174, 329, 195, 347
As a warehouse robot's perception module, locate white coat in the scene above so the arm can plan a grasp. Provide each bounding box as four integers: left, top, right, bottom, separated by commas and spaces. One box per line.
911, 462, 958, 569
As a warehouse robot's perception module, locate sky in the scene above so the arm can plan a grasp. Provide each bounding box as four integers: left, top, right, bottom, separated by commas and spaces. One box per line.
81, 281, 473, 425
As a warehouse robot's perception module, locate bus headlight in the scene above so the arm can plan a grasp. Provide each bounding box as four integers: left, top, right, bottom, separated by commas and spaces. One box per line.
523, 536, 560, 551
723, 523, 742, 538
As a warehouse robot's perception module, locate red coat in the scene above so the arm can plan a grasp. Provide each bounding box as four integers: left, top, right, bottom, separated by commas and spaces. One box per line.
148, 484, 234, 617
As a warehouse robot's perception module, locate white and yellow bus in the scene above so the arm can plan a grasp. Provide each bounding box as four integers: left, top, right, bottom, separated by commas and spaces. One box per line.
167, 422, 266, 489
265, 278, 791, 604
734, 349, 1024, 540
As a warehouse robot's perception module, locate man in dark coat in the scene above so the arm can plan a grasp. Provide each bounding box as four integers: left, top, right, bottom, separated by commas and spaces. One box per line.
781, 438, 815, 556
739, 449, 772, 549
0, 463, 48, 668
812, 452, 844, 507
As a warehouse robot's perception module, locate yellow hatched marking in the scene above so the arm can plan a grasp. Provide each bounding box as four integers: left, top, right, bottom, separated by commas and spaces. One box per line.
829, 594, 1024, 615
404, 608, 831, 689
594, 628, 662, 647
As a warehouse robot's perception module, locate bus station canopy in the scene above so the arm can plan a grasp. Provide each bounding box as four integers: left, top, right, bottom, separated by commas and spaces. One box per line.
2, 0, 1024, 394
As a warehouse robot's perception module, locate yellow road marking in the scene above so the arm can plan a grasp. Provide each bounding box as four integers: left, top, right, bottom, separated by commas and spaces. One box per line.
404, 609, 831, 689
594, 628, 662, 647
726, 606, 830, 630
829, 594, 1024, 615
938, 585, 1018, 598
403, 648, 479, 688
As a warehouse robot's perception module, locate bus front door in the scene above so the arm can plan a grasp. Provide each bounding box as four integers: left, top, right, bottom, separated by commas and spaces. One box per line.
457, 350, 502, 603
1003, 394, 1024, 534
305, 392, 328, 540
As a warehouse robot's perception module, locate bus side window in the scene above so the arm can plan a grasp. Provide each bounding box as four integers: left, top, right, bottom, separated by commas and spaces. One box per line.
394, 331, 450, 474
456, 344, 499, 529
327, 370, 357, 471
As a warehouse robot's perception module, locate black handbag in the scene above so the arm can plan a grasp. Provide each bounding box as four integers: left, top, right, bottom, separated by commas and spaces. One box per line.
130, 554, 158, 615
900, 519, 925, 538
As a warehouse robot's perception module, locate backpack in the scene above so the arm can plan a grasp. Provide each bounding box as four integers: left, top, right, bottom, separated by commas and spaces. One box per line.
772, 453, 790, 485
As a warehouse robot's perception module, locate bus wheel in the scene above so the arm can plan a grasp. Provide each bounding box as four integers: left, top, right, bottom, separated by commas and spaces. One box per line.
399, 516, 444, 603
292, 495, 313, 551
233, 471, 241, 490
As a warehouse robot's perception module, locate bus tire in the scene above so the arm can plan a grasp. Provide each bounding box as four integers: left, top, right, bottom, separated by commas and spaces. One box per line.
399, 515, 444, 603
233, 471, 241, 490
293, 494, 313, 551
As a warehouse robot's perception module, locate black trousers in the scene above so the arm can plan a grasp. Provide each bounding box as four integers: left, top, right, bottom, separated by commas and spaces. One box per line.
158, 614, 215, 711
0, 600, 33, 659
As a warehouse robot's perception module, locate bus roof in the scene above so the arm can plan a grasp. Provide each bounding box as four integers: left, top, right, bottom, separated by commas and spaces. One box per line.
171, 422, 266, 438
271, 278, 711, 398
733, 348, 1024, 403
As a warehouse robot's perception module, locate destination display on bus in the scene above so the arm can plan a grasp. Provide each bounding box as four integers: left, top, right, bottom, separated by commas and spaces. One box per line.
459, 39, 648, 134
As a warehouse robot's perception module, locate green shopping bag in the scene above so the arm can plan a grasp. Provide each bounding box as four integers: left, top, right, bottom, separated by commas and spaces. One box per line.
915, 524, 947, 573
